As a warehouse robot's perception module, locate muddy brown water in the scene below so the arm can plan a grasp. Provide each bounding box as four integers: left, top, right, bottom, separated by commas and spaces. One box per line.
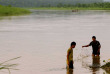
0, 10, 110, 74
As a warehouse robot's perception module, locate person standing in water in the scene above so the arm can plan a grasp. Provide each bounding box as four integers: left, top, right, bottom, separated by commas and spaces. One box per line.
67, 41, 76, 69
82, 36, 101, 56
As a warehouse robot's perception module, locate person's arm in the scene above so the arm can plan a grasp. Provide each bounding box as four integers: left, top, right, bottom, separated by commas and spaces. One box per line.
67, 52, 70, 65
82, 42, 92, 48
82, 45, 89, 48
98, 45, 101, 53
97, 41, 101, 53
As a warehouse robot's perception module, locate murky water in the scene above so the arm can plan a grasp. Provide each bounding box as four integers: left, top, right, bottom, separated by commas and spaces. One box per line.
0, 10, 110, 74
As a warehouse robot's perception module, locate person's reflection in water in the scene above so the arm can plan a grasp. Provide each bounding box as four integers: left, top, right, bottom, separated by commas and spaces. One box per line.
67, 69, 73, 74
91, 56, 100, 74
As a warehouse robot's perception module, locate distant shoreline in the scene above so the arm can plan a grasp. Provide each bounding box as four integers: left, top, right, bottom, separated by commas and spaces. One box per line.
29, 2, 110, 10
29, 7, 110, 10
0, 6, 110, 16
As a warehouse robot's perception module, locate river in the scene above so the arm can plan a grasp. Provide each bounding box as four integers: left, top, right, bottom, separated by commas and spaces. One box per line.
0, 10, 110, 74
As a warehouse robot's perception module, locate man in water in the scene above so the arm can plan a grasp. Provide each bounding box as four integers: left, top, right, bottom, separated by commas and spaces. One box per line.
82, 36, 101, 56
67, 41, 76, 69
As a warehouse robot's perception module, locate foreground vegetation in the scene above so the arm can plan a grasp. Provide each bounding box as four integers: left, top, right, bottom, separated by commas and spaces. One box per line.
0, 57, 21, 74
101, 60, 110, 73
0, 5, 31, 16
31, 2, 110, 10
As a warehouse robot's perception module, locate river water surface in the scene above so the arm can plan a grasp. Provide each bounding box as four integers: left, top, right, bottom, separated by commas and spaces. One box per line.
0, 10, 110, 74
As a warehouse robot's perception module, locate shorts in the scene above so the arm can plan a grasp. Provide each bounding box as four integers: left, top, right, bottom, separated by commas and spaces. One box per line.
93, 50, 100, 55
69, 61, 73, 69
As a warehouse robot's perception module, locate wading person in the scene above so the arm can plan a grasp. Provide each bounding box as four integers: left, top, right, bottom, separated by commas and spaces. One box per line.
82, 36, 101, 56
67, 41, 76, 69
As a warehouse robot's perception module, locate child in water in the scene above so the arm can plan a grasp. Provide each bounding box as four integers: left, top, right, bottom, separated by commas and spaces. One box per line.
67, 41, 76, 69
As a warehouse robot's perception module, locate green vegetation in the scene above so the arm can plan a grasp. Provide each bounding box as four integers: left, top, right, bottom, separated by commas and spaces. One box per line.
31, 7, 110, 10
0, 57, 21, 74
101, 60, 110, 73
31, 2, 110, 10
0, 5, 31, 16
40, 2, 110, 8
0, 2, 110, 16
0, 0, 104, 7
101, 62, 110, 68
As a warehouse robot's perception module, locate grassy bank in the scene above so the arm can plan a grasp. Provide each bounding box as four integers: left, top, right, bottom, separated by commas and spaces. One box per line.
0, 5, 31, 16
31, 7, 110, 10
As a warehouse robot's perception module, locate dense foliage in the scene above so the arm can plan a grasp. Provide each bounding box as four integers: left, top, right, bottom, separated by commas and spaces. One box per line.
0, 0, 104, 7
56, 2, 110, 8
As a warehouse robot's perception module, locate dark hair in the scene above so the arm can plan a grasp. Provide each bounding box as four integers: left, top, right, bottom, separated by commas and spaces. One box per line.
71, 41, 76, 46
92, 36, 96, 39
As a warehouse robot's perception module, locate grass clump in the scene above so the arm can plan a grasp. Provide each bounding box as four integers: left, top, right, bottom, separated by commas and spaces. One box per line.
0, 57, 21, 74
101, 60, 110, 73
101, 62, 110, 68
0, 5, 31, 16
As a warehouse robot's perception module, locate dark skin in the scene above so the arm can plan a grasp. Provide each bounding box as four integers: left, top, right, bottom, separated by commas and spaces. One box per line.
82, 38, 101, 56
67, 45, 76, 65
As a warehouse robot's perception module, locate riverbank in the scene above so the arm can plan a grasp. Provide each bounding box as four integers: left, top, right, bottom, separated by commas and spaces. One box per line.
30, 7, 110, 10
29, 2, 110, 10
0, 5, 31, 16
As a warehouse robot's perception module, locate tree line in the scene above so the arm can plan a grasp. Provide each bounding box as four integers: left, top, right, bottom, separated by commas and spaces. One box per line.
0, 0, 104, 7
55, 2, 110, 8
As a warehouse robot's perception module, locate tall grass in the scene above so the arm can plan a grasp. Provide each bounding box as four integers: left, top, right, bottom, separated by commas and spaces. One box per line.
0, 5, 31, 16
0, 57, 21, 74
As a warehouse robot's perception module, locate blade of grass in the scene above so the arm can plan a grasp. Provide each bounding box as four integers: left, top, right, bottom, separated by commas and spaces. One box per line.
0, 56, 21, 65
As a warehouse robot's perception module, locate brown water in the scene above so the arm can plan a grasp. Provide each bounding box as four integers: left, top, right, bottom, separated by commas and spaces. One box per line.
0, 10, 110, 74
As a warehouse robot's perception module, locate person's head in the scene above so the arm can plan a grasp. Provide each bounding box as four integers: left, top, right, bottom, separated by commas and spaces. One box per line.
71, 41, 76, 48
92, 36, 96, 41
